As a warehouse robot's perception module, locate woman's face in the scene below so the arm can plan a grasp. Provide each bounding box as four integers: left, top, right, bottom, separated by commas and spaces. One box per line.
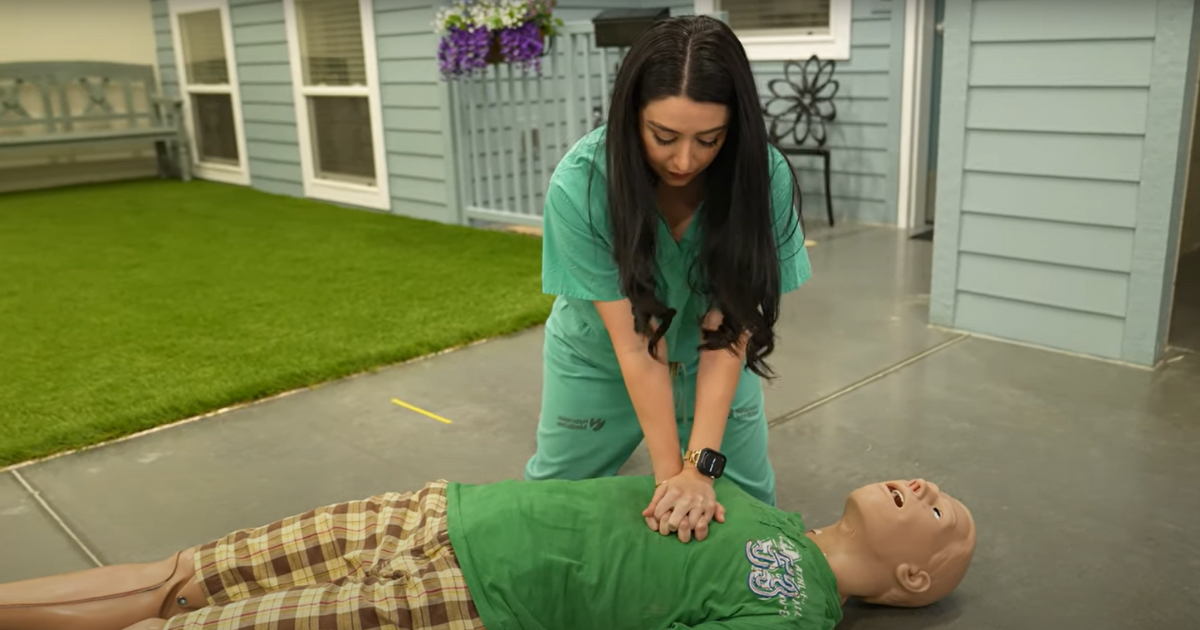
639, 96, 729, 188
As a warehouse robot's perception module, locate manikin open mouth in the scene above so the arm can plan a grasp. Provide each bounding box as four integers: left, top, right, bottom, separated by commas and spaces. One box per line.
886, 483, 905, 508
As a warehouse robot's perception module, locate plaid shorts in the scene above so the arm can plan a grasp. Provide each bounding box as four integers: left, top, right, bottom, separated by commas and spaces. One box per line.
163, 481, 485, 630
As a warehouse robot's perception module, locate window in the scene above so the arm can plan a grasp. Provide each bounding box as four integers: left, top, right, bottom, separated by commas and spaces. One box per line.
696, 0, 852, 61
169, 0, 249, 185
283, 0, 390, 210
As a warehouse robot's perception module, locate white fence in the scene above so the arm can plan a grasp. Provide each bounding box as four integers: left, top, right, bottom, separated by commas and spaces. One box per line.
447, 22, 626, 227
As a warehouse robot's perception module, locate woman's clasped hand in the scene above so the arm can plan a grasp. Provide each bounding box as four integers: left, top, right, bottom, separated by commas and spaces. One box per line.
643, 468, 727, 543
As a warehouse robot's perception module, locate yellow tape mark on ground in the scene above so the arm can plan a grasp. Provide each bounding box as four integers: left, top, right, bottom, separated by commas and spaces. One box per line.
391, 398, 453, 424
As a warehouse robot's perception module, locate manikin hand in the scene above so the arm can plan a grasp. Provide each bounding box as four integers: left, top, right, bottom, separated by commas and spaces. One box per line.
643, 468, 726, 543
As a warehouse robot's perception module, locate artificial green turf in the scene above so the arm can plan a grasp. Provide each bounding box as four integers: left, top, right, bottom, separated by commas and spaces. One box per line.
0, 179, 553, 467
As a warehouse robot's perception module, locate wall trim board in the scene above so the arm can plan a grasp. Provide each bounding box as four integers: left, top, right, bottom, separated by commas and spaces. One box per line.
882, 0, 906, 227
928, 0, 973, 327
897, 0, 936, 230
1122, 0, 1198, 365
1160, 0, 1200, 352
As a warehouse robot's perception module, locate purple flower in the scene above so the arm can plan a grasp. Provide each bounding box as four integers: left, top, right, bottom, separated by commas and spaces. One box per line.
497, 20, 544, 74
438, 26, 492, 79
436, 1, 556, 80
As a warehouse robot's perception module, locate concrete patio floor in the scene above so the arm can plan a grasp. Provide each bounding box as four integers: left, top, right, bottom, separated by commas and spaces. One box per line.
3, 224, 1199, 629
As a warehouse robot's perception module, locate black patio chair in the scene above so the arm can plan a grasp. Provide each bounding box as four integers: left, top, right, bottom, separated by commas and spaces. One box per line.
764, 54, 839, 226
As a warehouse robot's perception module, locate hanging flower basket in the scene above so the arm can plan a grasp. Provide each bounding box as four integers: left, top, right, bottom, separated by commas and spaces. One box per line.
434, 0, 563, 81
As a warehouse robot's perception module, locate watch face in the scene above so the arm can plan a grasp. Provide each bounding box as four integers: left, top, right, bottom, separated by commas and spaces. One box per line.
699, 449, 726, 477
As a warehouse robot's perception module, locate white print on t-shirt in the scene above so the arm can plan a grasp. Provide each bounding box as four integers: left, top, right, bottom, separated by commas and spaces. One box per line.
745, 535, 809, 617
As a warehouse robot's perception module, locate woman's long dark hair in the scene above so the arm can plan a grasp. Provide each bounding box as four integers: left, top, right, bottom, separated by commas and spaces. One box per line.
600, 15, 801, 379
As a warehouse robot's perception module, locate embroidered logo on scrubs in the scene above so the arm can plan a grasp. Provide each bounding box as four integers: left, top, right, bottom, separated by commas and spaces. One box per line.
729, 404, 760, 420
745, 535, 809, 617
556, 416, 606, 432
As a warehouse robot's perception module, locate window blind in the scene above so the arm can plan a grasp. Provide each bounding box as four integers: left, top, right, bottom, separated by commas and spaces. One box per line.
179, 10, 229, 85
296, 0, 367, 86
719, 0, 831, 33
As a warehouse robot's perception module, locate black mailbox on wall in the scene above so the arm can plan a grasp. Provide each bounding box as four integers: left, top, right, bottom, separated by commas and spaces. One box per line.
592, 7, 671, 48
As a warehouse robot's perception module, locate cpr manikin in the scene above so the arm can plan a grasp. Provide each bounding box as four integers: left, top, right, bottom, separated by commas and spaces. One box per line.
0, 476, 976, 630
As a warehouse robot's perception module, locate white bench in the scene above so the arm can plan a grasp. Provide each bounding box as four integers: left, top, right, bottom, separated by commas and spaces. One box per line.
0, 61, 191, 180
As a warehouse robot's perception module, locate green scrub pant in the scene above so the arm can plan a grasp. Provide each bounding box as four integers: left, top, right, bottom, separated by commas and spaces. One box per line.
523, 337, 777, 506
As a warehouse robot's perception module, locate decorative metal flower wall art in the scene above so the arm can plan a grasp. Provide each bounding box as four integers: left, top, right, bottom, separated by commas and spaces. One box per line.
764, 55, 840, 147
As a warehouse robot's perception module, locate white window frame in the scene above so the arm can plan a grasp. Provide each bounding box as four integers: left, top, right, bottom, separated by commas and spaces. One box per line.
696, 0, 852, 62
281, 0, 390, 211
168, 0, 250, 186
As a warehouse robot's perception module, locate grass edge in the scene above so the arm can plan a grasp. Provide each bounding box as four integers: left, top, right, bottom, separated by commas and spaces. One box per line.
0, 324, 545, 474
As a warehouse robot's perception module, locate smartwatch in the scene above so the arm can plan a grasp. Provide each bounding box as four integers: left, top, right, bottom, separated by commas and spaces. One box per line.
684, 448, 727, 479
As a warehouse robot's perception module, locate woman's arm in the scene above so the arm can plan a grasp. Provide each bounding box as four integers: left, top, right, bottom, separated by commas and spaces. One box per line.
635, 309, 748, 543
594, 299, 683, 484
686, 309, 748, 463
641, 310, 745, 541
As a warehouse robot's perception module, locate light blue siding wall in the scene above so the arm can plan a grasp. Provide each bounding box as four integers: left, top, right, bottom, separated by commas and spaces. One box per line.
151, 0, 305, 198
376, 0, 456, 223
749, 0, 905, 225
150, 0, 911, 229
152, 0, 457, 220
228, 0, 304, 198
929, 0, 1198, 366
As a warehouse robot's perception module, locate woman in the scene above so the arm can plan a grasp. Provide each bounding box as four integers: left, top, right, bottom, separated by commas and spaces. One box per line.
525, 14, 812, 543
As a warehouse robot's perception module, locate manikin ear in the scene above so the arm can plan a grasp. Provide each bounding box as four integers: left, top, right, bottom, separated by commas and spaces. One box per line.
895, 563, 931, 595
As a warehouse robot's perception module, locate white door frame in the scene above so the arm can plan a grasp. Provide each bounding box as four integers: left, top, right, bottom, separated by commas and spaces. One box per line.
167, 0, 250, 186
896, 0, 937, 231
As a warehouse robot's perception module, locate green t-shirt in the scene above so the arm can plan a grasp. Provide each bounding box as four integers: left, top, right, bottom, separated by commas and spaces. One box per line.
446, 476, 843, 630
540, 125, 812, 375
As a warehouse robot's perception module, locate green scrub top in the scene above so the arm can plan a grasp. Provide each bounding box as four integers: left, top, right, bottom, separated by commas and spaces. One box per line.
541, 125, 812, 377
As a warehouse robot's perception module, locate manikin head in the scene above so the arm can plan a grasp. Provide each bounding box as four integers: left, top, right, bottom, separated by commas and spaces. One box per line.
812, 478, 977, 608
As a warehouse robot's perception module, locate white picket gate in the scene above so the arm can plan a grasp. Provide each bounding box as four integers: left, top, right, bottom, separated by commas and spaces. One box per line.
447, 22, 626, 227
